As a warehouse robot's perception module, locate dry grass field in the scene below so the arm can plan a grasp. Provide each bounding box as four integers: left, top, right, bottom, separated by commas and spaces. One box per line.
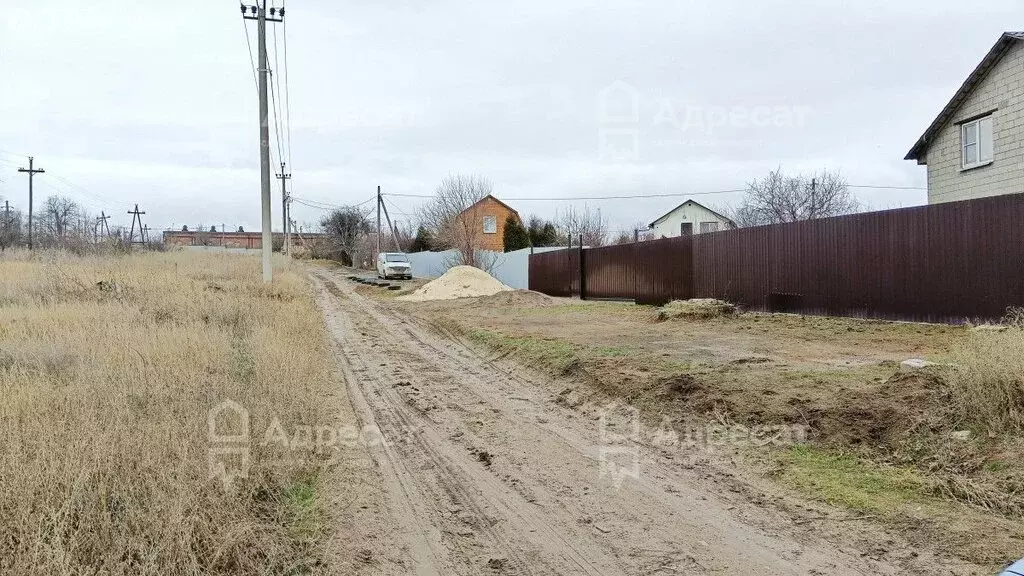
0, 250, 343, 575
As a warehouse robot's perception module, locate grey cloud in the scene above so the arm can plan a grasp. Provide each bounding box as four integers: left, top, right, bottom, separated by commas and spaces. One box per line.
1, 0, 1020, 232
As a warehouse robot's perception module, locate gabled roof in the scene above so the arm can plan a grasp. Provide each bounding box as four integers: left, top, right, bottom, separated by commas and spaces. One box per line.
905, 32, 1024, 162
460, 194, 520, 218
649, 199, 735, 229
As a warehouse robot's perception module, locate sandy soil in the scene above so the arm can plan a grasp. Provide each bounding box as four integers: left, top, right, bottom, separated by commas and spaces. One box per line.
310, 267, 982, 575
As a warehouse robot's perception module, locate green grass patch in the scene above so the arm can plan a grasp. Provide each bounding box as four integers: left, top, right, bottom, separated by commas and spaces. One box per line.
594, 346, 630, 357
279, 471, 328, 561
466, 329, 581, 375
772, 445, 932, 514
510, 302, 643, 317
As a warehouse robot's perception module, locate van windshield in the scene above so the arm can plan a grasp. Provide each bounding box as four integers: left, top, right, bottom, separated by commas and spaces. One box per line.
385, 254, 409, 262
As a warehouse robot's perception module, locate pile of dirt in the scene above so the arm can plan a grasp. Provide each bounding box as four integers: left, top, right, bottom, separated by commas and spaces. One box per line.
397, 266, 513, 302
469, 290, 556, 308
649, 368, 952, 450
656, 298, 736, 321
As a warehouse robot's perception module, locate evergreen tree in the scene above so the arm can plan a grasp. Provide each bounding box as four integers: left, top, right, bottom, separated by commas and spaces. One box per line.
502, 215, 531, 252
408, 226, 434, 253
527, 215, 558, 247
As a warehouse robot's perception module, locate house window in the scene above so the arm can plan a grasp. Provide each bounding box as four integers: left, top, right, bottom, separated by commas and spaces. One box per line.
699, 221, 719, 233
680, 222, 693, 236
961, 115, 994, 169
483, 215, 497, 234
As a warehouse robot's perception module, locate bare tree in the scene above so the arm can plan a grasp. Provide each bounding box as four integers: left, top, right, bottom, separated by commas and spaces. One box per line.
733, 168, 858, 227
321, 206, 373, 265
612, 231, 632, 245
0, 199, 23, 251
41, 196, 80, 246
556, 205, 608, 247
420, 174, 493, 267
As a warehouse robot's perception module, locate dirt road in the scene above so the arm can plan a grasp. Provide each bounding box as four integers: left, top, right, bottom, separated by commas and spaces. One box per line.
310, 269, 969, 575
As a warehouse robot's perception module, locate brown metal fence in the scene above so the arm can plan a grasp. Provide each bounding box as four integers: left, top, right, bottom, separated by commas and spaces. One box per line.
528, 194, 1024, 322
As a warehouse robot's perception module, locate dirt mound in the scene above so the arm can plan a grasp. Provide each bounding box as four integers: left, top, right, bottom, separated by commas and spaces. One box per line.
470, 290, 556, 308
398, 266, 513, 302
656, 299, 736, 321
651, 369, 952, 449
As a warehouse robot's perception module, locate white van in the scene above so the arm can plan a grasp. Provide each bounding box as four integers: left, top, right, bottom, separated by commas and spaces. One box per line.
376, 252, 412, 280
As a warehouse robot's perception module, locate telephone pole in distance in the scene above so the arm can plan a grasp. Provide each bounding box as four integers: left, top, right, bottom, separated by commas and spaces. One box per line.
275, 162, 291, 256
17, 156, 44, 250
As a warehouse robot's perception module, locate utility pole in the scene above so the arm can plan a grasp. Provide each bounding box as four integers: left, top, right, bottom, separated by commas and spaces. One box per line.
275, 162, 291, 256
17, 156, 44, 250
810, 177, 817, 218
128, 204, 146, 244
97, 211, 111, 240
243, 2, 284, 282
376, 185, 382, 259
94, 211, 110, 241
379, 194, 402, 251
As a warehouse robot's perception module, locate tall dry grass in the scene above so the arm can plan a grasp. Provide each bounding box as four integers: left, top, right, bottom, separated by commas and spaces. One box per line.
0, 249, 341, 575
950, 313, 1024, 434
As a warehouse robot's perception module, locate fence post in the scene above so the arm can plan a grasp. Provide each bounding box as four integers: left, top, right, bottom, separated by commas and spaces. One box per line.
567, 235, 573, 297
579, 235, 587, 300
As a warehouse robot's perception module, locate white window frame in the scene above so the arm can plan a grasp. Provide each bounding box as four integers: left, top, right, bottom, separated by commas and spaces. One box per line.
961, 115, 994, 170
699, 221, 719, 233
482, 215, 497, 234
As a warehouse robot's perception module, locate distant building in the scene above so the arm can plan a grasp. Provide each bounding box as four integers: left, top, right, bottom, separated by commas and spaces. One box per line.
648, 199, 736, 238
162, 230, 328, 250
455, 195, 521, 251
905, 32, 1024, 204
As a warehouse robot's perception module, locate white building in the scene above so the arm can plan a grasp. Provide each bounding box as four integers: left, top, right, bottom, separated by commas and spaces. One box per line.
648, 199, 736, 238
905, 32, 1024, 204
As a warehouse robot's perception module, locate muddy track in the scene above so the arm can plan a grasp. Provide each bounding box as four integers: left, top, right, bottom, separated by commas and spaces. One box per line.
310, 268, 971, 575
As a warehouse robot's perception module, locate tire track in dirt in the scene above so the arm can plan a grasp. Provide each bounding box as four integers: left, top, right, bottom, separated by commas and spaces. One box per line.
313, 267, 934, 575
314, 271, 615, 575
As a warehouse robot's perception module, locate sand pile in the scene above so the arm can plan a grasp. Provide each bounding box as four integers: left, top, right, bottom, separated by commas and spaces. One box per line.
398, 266, 513, 302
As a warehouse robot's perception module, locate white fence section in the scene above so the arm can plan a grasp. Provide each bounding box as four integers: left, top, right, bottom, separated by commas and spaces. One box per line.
406, 247, 566, 290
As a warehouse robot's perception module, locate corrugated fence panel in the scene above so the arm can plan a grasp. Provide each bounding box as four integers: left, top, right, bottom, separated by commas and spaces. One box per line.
585, 243, 637, 299
528, 249, 572, 297
634, 236, 692, 304
528, 194, 1024, 322
693, 226, 770, 309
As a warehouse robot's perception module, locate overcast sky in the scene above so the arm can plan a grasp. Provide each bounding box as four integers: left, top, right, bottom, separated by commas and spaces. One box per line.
0, 0, 1020, 234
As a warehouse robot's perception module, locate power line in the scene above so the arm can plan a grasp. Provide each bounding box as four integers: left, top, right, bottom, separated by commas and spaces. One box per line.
270, 11, 287, 169
242, 13, 280, 171
268, 55, 285, 166
383, 189, 747, 201
282, 5, 292, 169
847, 184, 926, 190
291, 195, 376, 211
241, 17, 259, 91
382, 183, 925, 202
382, 195, 414, 218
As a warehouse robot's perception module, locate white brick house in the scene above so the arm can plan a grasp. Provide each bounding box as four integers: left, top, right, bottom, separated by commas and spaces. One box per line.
906, 32, 1024, 204
648, 199, 736, 238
